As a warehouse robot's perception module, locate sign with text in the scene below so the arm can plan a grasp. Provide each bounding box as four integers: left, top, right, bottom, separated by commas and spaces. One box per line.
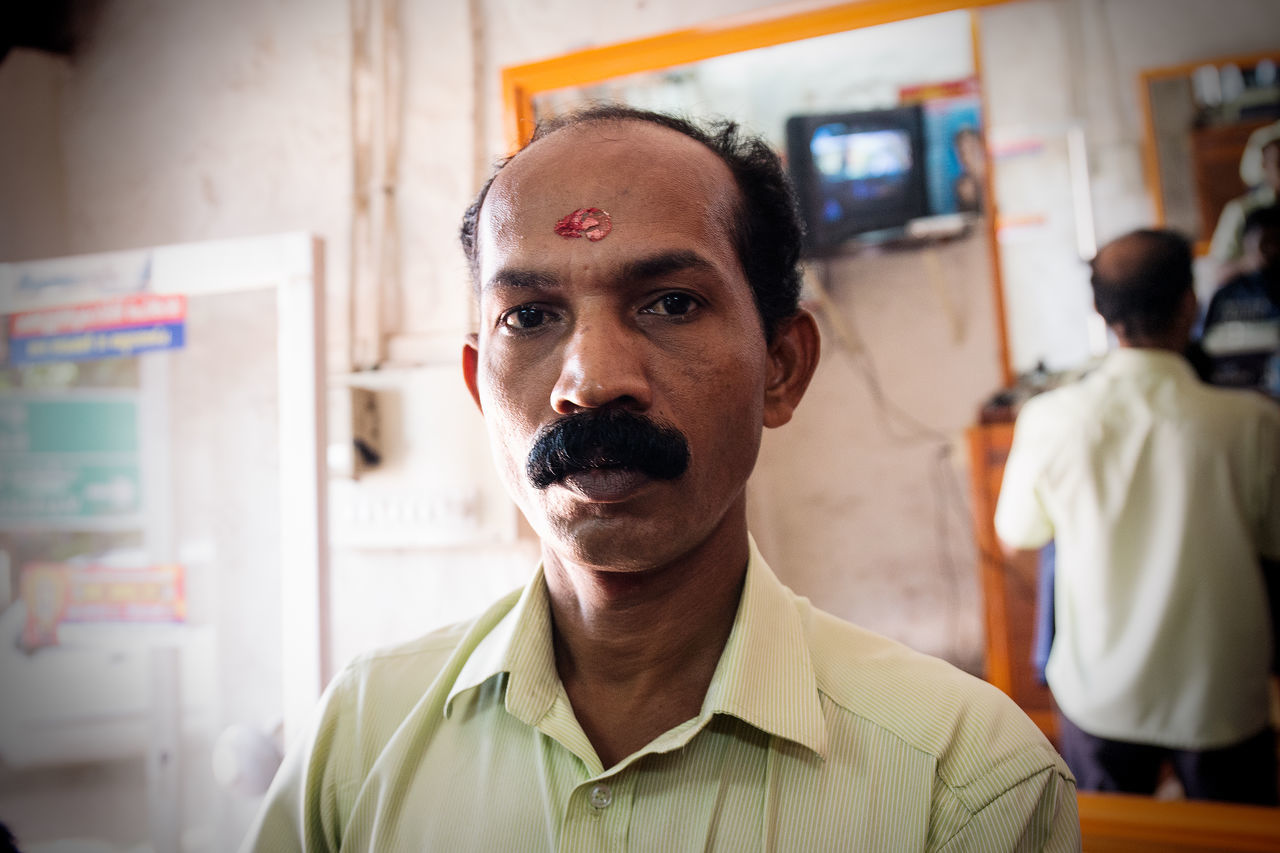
8, 294, 186, 365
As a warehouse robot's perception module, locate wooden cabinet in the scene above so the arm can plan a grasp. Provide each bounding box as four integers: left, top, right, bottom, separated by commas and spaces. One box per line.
965, 421, 1057, 741
1189, 117, 1275, 240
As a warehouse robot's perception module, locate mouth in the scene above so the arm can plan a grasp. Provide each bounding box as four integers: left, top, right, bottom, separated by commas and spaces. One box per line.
557, 466, 651, 502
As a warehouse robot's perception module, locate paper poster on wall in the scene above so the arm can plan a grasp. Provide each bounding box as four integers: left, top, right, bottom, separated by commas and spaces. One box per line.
20, 562, 186, 649
7, 293, 186, 365
900, 78, 985, 216
0, 396, 142, 524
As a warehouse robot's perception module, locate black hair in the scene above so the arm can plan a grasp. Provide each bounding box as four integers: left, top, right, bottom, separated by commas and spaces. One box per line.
1242, 203, 1280, 237
1090, 228, 1193, 340
459, 104, 805, 341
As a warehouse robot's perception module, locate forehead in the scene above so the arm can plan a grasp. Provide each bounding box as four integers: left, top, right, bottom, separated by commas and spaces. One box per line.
475, 121, 742, 278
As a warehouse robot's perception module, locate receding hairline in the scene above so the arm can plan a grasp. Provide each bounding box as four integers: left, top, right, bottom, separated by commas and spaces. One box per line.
488, 116, 741, 202
1093, 231, 1167, 284
474, 117, 747, 257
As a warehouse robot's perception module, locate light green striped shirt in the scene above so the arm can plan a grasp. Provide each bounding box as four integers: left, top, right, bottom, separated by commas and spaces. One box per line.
243, 542, 1079, 851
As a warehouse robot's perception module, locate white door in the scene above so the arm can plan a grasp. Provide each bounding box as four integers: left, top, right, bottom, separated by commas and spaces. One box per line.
0, 233, 328, 853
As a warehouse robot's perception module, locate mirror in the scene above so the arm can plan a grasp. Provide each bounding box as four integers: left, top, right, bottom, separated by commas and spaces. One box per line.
1142, 49, 1280, 259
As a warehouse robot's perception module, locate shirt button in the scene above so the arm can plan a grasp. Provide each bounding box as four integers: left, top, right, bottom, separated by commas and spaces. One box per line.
588, 783, 613, 809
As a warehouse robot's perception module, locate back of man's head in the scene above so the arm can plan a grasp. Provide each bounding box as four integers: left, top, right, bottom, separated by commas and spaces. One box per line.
1090, 229, 1193, 343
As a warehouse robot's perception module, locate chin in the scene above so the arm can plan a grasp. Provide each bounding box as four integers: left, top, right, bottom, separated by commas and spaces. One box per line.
538, 514, 687, 573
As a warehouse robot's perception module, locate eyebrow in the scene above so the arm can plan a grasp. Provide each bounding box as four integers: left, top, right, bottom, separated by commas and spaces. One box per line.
617, 250, 716, 284
484, 268, 559, 293
484, 249, 716, 294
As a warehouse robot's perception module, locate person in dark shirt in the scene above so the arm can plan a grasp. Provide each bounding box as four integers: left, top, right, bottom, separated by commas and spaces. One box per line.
1196, 204, 1280, 393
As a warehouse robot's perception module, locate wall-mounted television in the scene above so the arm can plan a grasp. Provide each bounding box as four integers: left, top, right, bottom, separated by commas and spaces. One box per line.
786, 106, 928, 256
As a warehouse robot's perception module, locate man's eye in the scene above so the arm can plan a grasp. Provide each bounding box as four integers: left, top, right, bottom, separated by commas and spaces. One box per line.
502, 306, 552, 330
644, 293, 698, 317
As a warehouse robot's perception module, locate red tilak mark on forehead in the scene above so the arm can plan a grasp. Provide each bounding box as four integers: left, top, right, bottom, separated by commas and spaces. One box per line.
554, 208, 612, 242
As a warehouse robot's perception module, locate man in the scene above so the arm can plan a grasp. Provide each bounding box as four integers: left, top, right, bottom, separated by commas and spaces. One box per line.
952, 125, 986, 213
243, 106, 1077, 850
996, 228, 1280, 803
1198, 203, 1280, 392
1209, 120, 1280, 284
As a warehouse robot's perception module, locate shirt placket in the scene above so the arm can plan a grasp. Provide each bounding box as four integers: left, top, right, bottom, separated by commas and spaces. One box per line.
558, 770, 633, 853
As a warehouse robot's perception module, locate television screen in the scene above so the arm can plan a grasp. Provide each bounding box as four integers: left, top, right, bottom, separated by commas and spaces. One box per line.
786, 106, 928, 256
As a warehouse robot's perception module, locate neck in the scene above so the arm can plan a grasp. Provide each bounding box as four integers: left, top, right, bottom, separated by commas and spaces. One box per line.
1116, 338, 1184, 353
542, 519, 749, 768
1114, 326, 1188, 353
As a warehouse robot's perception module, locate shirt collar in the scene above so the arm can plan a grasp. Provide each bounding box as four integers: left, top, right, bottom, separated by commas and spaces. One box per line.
444, 565, 558, 722
1097, 347, 1196, 380
443, 536, 828, 759
700, 537, 827, 756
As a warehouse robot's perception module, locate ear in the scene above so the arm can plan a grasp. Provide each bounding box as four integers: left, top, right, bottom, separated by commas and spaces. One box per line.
1175, 286, 1199, 340
1179, 286, 1199, 322
763, 309, 821, 429
462, 333, 484, 413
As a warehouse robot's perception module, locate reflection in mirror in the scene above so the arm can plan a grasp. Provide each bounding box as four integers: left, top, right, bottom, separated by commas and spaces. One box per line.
1142, 50, 1280, 263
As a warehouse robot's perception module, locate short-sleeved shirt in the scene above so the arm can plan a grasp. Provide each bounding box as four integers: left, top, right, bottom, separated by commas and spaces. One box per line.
241, 541, 1078, 851
995, 348, 1280, 749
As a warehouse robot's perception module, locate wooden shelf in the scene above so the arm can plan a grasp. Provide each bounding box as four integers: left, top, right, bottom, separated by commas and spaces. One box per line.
965, 421, 1057, 742
1190, 117, 1276, 240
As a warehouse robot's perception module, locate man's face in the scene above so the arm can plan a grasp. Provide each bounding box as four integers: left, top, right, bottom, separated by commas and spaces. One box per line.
464, 121, 781, 572
956, 132, 984, 175
1263, 142, 1280, 193
1244, 222, 1280, 280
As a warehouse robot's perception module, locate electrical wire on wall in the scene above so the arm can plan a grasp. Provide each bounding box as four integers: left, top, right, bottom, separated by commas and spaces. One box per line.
805, 255, 1036, 663
806, 258, 950, 445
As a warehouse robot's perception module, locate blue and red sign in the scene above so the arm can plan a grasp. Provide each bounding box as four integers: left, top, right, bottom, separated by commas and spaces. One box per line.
8, 294, 187, 364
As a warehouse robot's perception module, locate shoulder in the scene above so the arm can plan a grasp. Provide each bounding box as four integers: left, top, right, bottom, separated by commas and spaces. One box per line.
1204, 274, 1260, 316
1009, 384, 1090, 448
1210, 196, 1249, 259
1015, 386, 1076, 423
1194, 380, 1280, 425
320, 587, 523, 745
802, 603, 1068, 800
1208, 275, 1245, 304
337, 621, 475, 700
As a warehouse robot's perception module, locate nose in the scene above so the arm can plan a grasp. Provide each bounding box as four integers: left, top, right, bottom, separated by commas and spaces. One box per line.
551, 314, 652, 414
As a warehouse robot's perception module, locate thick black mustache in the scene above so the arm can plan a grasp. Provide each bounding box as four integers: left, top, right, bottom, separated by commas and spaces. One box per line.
526, 409, 690, 490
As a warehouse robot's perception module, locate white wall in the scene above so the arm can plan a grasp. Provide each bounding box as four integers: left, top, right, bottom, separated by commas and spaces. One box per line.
55, 0, 353, 368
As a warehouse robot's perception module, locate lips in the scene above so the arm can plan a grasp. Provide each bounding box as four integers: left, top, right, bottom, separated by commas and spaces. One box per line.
559, 467, 650, 502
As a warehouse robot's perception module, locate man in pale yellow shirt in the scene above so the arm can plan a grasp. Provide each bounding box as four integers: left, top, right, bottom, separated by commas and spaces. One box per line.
243, 106, 1078, 851
997, 229, 1280, 803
